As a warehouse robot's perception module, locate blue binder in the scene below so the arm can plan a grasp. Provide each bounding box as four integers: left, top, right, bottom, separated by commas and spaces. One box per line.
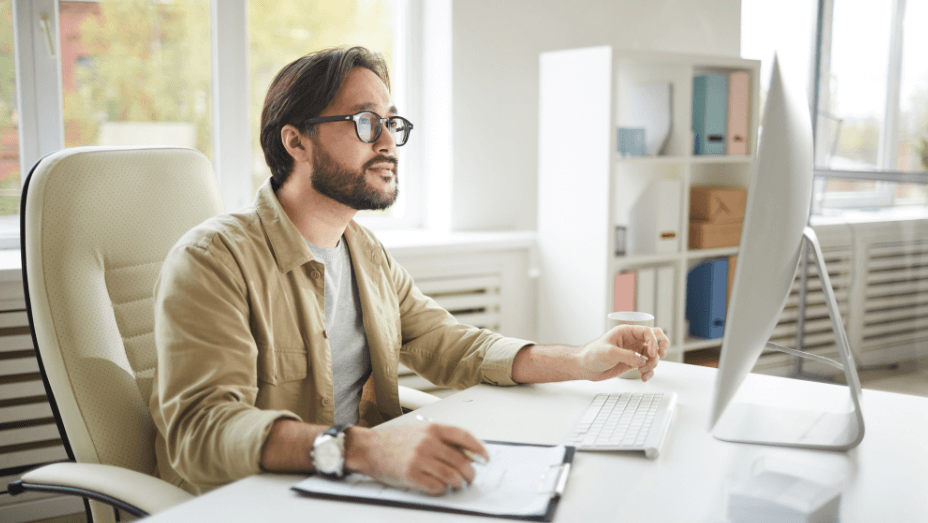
686, 259, 728, 339
692, 75, 727, 155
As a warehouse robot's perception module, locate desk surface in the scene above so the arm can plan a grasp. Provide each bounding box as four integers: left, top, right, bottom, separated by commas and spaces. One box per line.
146, 362, 928, 522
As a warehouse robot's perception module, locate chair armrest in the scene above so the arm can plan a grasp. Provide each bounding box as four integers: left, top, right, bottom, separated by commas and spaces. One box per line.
8, 462, 192, 517
398, 385, 441, 411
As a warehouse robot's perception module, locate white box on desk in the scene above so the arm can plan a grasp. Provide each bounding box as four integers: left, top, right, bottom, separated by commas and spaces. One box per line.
629, 179, 682, 254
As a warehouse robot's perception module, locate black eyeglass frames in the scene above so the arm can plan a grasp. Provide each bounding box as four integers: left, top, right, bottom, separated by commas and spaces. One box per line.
303, 111, 413, 146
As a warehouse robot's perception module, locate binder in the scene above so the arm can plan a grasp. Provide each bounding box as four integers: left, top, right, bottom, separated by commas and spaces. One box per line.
655, 266, 675, 336
686, 259, 728, 339
727, 72, 750, 155
692, 75, 727, 155
614, 271, 637, 312
629, 179, 682, 254
636, 267, 656, 315
292, 441, 575, 522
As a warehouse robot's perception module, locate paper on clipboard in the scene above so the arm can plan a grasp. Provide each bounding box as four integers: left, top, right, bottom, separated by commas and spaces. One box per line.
292, 442, 573, 521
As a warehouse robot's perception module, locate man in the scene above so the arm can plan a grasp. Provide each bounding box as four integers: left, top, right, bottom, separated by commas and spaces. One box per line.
150, 46, 667, 496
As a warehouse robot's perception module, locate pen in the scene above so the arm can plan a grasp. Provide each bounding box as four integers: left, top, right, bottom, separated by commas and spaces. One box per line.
414, 414, 489, 465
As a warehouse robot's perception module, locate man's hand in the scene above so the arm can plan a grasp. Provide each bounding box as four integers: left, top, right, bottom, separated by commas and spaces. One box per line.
345, 423, 488, 496
575, 325, 669, 381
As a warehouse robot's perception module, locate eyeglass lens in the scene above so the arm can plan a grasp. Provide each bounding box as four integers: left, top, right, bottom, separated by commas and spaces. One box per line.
356, 112, 409, 145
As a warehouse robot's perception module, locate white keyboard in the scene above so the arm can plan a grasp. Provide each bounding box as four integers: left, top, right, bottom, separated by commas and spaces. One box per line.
567, 392, 677, 459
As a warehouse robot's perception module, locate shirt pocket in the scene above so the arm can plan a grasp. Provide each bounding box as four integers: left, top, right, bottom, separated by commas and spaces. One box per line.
257, 347, 308, 385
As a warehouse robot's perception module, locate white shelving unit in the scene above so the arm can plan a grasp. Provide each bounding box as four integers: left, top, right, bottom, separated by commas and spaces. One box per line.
536, 46, 761, 360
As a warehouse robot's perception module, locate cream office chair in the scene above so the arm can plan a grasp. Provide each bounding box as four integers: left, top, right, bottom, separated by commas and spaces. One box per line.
9, 146, 438, 522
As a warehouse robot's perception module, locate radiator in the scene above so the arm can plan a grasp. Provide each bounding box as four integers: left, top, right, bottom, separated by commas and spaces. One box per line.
0, 296, 83, 522
398, 271, 504, 395
858, 240, 928, 360
756, 220, 928, 376
755, 239, 854, 376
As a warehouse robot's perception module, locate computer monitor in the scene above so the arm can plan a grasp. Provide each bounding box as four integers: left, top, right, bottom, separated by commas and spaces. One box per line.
708, 56, 865, 450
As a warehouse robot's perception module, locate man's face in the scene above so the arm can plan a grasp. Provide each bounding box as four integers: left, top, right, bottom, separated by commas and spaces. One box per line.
307, 67, 399, 210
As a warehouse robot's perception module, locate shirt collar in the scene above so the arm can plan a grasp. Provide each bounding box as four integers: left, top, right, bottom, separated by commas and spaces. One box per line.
254, 178, 379, 273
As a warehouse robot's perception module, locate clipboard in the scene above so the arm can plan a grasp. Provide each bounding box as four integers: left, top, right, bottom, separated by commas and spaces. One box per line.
291, 441, 575, 522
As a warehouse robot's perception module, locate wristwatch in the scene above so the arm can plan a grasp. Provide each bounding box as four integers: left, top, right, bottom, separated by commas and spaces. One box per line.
311, 424, 352, 478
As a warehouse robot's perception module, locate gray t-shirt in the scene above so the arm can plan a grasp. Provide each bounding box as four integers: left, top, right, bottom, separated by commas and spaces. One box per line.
306, 237, 372, 426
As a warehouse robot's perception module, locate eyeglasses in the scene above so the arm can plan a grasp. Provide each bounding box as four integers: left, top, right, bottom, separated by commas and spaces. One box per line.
303, 111, 414, 146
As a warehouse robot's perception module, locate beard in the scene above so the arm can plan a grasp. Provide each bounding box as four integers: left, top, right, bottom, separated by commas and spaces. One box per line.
309, 143, 399, 211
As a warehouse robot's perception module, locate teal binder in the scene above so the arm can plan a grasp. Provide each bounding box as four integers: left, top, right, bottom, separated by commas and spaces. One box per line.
692, 75, 727, 155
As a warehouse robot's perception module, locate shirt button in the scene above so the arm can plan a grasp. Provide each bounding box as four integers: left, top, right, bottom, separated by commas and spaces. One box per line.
311, 271, 321, 279
322, 329, 328, 339
321, 397, 332, 406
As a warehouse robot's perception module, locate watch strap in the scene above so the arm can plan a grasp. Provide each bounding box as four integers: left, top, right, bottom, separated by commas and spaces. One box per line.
313, 424, 353, 478
325, 424, 351, 438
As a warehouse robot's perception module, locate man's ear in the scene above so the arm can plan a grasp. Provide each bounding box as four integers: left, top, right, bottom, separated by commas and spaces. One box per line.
281, 124, 311, 162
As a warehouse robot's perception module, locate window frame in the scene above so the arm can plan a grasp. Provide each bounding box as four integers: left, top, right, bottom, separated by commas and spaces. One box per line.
6, 0, 421, 250
811, 0, 928, 211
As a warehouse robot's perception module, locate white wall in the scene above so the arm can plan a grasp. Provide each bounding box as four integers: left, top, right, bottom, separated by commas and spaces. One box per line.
450, 0, 743, 231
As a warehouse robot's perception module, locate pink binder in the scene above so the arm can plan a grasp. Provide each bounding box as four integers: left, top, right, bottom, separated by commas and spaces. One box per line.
727, 72, 750, 155
614, 271, 637, 312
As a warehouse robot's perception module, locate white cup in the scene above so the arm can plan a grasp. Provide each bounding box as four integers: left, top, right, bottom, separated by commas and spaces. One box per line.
607, 312, 655, 379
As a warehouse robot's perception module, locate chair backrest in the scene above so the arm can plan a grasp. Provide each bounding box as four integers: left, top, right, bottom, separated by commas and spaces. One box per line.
21, 146, 224, 482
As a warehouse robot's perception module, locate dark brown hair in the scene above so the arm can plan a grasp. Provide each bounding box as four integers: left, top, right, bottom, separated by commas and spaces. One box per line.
260, 46, 391, 189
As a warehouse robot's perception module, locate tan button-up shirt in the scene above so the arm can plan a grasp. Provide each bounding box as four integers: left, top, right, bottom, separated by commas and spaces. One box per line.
150, 180, 533, 494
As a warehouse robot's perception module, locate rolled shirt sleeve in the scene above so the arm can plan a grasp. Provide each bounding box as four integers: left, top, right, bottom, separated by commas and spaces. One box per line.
150, 236, 299, 492
383, 244, 534, 389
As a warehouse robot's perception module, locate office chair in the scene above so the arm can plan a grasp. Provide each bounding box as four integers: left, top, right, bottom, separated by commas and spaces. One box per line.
8, 146, 439, 522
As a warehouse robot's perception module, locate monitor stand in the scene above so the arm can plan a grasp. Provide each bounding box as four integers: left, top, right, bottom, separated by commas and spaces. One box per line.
712, 227, 865, 451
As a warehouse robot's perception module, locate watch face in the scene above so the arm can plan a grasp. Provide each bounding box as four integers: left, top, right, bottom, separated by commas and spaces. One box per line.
314, 437, 342, 472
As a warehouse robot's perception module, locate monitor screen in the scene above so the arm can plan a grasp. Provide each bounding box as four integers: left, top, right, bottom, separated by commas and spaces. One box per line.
709, 56, 814, 429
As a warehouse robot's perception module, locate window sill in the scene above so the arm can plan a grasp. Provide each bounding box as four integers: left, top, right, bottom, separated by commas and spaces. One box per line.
0, 249, 21, 281
0, 230, 539, 281
811, 206, 928, 226
377, 229, 537, 257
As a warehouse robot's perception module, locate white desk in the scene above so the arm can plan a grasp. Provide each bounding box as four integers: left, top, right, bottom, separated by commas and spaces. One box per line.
146, 362, 928, 522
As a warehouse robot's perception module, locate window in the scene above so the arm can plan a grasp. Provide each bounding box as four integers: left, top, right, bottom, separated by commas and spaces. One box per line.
0, 0, 19, 240
247, 0, 413, 227
2, 0, 415, 248
811, 0, 928, 213
60, 1, 213, 154
741, 0, 817, 122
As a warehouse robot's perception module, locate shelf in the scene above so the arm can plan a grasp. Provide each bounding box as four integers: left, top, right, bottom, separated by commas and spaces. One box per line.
612, 247, 740, 266
536, 47, 761, 351
683, 337, 724, 351
685, 246, 739, 260
613, 252, 681, 267
691, 155, 753, 164
614, 155, 754, 165
615, 155, 687, 165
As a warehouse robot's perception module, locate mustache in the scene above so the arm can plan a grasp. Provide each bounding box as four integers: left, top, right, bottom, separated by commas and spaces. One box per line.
363, 155, 399, 170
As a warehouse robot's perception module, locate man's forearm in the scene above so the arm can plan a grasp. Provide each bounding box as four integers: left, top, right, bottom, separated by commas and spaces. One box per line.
511, 344, 583, 384
260, 419, 326, 472
260, 419, 378, 475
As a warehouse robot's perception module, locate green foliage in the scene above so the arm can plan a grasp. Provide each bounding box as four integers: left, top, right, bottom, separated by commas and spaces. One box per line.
247, 0, 394, 193
1, 0, 395, 201
66, 0, 212, 156
1, 0, 15, 129
57, 0, 395, 194
834, 117, 880, 165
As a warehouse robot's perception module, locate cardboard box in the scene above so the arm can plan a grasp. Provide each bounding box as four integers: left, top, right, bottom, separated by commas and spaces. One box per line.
690, 186, 747, 224
689, 220, 743, 249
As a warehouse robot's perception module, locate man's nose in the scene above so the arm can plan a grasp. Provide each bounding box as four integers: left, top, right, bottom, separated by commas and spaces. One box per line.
374, 121, 397, 152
